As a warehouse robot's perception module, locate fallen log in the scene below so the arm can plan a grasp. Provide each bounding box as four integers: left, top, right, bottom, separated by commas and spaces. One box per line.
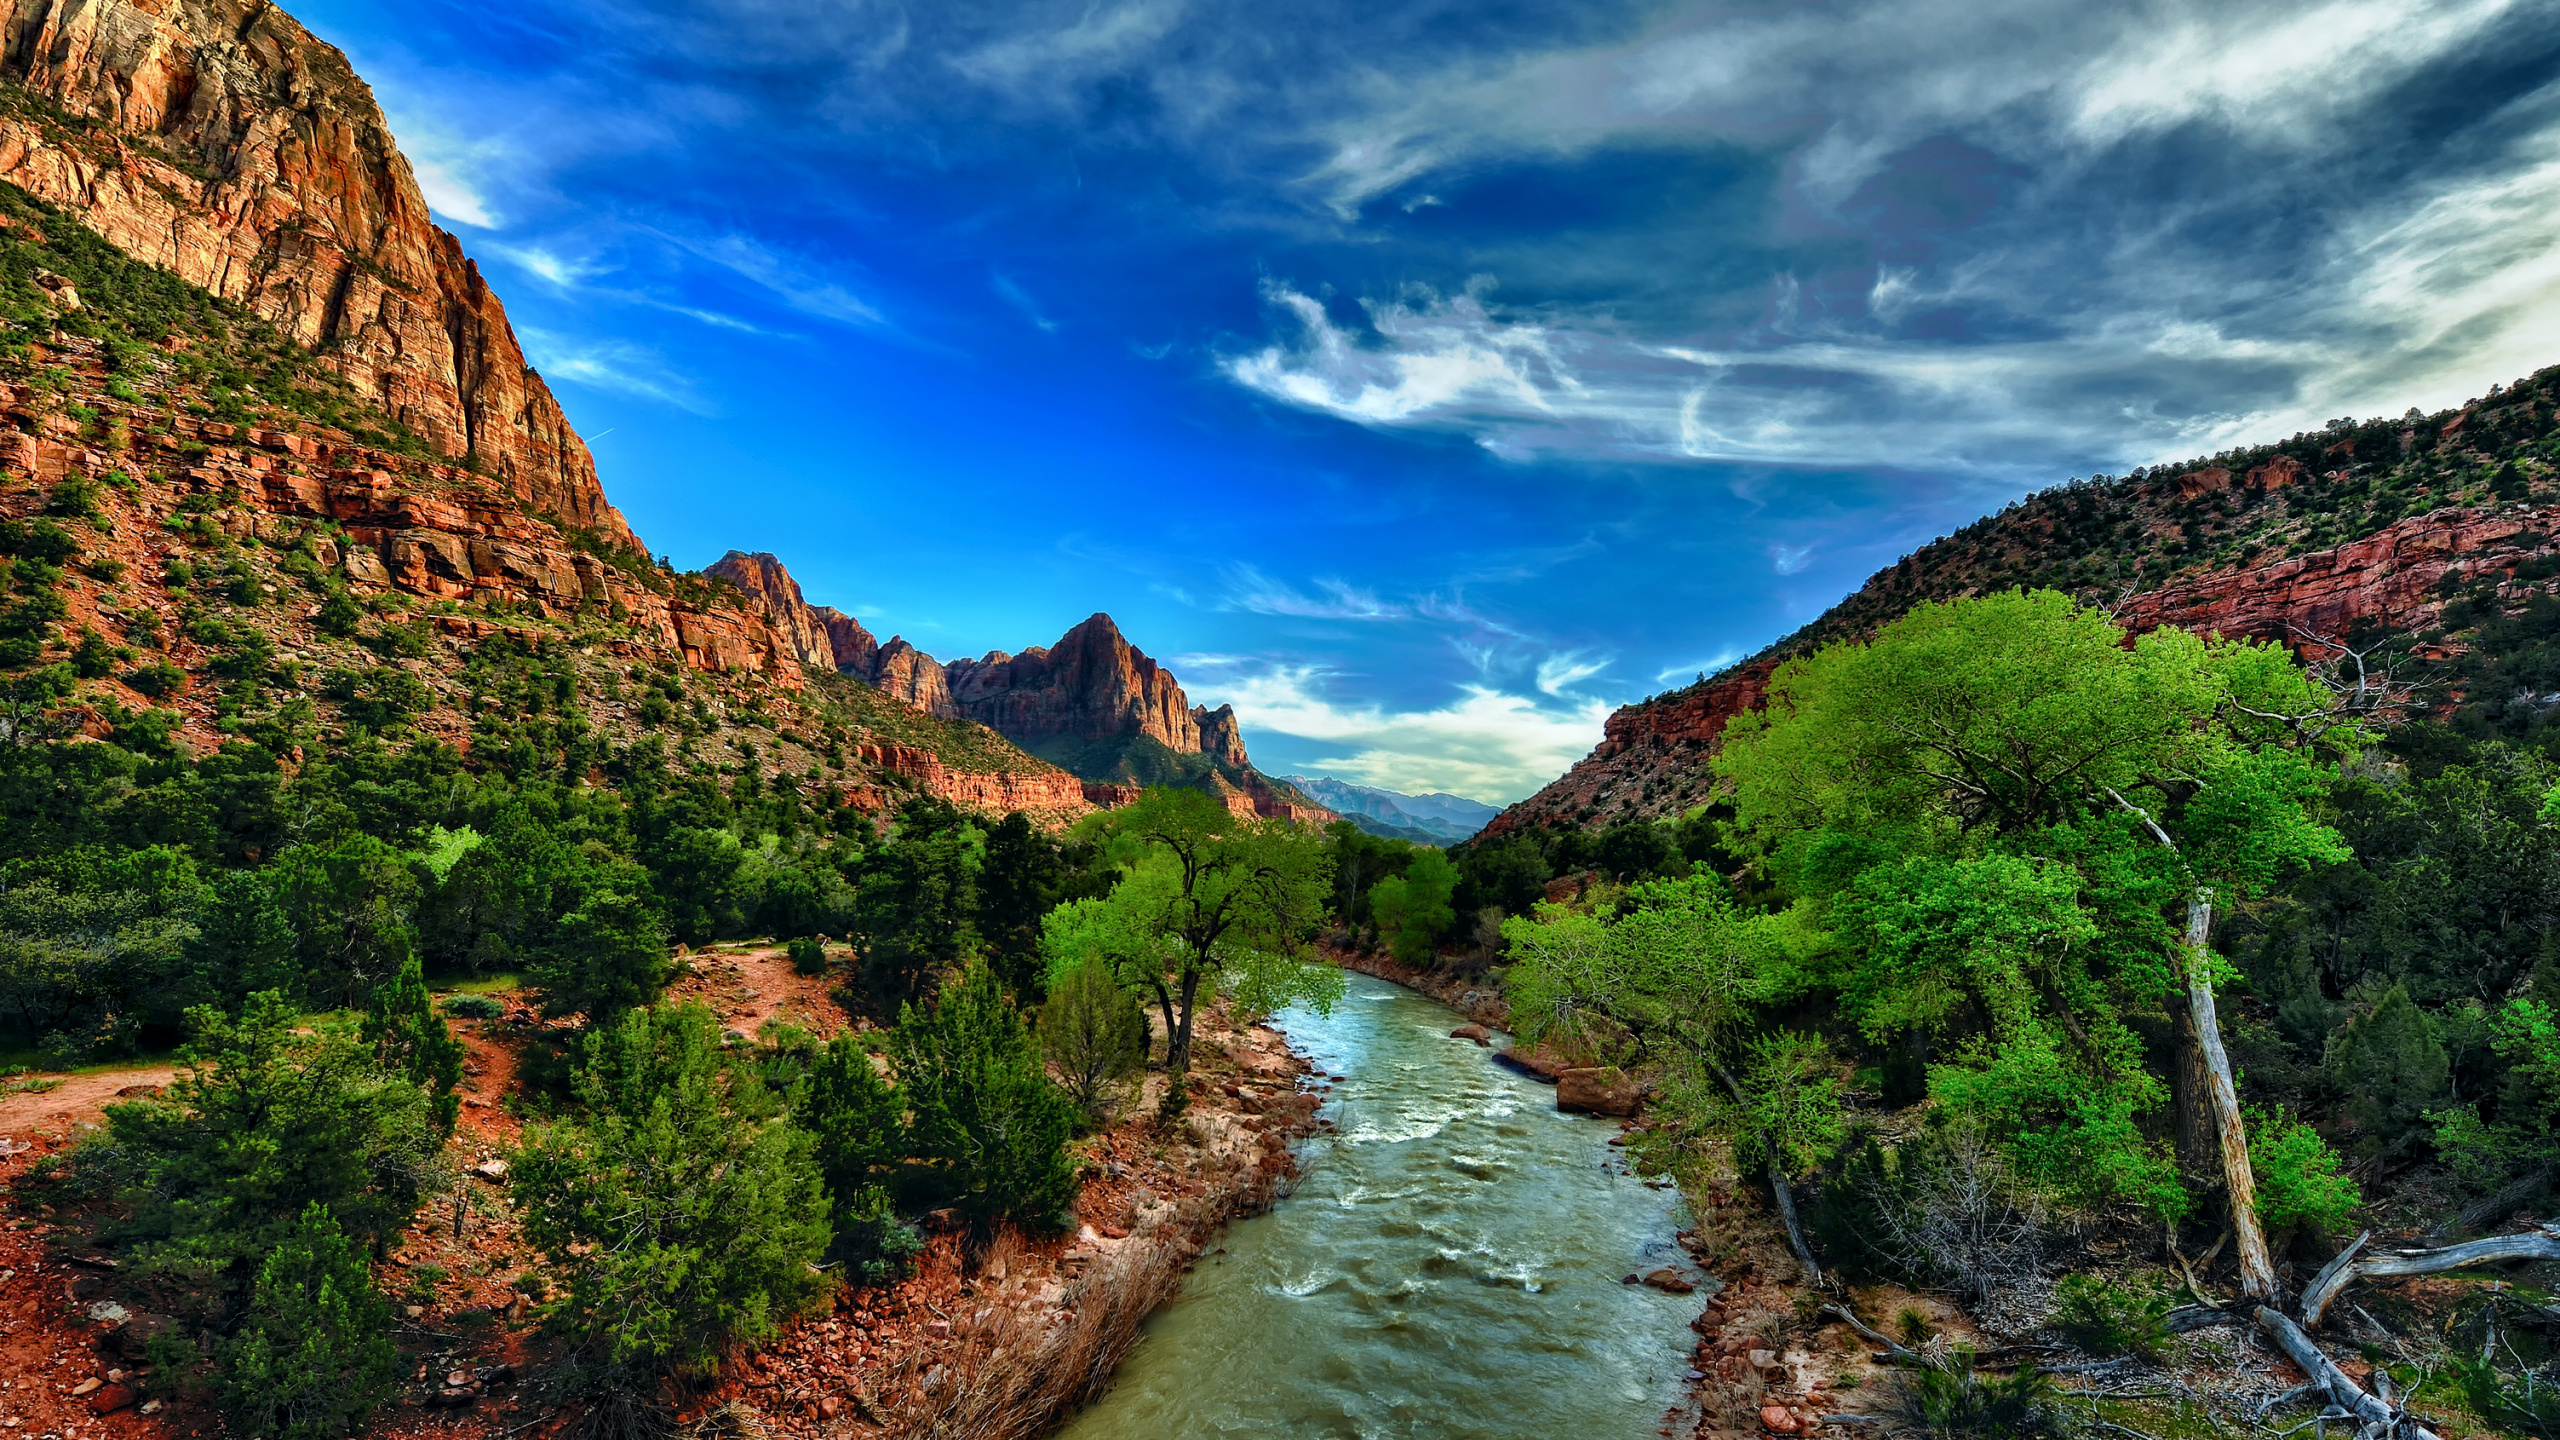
2253, 1306, 2443, 1440
2299, 1225, 2560, 1329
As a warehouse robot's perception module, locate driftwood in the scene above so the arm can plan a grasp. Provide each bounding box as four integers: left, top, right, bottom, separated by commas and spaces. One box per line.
2299, 1225, 2560, 1329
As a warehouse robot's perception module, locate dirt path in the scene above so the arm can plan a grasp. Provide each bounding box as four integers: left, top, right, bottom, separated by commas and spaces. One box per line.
0, 1063, 181, 1142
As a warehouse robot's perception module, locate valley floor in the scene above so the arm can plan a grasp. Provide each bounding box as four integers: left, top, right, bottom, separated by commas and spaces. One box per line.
0, 949, 1324, 1440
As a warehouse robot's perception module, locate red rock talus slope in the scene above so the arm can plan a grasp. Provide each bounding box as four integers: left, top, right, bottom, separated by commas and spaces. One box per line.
1489, 371, 2560, 836
0, 0, 634, 546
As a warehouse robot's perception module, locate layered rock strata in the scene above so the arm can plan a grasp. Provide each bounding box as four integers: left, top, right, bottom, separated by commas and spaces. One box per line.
0, 0, 635, 546
704, 551, 1336, 822
1489, 500, 2560, 836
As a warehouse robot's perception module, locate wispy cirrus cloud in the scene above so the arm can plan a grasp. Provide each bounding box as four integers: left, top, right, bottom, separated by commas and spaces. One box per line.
518, 329, 712, 413
1219, 565, 1407, 621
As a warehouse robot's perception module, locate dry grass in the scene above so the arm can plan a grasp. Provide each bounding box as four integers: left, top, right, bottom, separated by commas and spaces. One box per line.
886, 1238, 1188, 1440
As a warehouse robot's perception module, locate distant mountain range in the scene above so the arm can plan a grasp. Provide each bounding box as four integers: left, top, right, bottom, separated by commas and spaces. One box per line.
1280, 777, 1500, 845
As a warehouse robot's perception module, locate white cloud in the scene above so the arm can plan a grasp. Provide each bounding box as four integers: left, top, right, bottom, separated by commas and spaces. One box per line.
518, 329, 712, 413
683, 234, 887, 328
1220, 564, 1407, 620
1534, 650, 1610, 696
412, 155, 501, 229
1768, 544, 1812, 575
1203, 662, 1611, 802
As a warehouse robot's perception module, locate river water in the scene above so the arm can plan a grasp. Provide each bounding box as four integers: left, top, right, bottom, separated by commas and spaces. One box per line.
1055, 973, 1710, 1440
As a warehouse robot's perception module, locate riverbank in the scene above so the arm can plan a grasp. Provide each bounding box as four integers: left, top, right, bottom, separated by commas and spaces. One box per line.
0, 944, 1325, 1440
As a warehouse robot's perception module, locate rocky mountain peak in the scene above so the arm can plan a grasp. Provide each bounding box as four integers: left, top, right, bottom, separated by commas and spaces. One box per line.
0, 0, 636, 548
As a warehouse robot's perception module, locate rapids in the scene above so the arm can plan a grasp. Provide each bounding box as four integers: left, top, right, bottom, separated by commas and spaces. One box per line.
1057, 972, 1710, 1439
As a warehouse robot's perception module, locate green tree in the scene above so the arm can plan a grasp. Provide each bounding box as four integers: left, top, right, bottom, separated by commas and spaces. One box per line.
1078, 786, 1337, 1073
979, 810, 1061, 997
797, 1032, 915, 1282
1368, 848, 1458, 966
219, 1203, 400, 1440
1039, 956, 1147, 1120
362, 952, 464, 1134
186, 869, 295, 1004
2329, 984, 2451, 1157
854, 805, 979, 1002
271, 832, 422, 1008
894, 960, 1079, 1223
531, 889, 670, 1023
1715, 590, 2354, 1294
512, 1003, 832, 1408
95, 994, 440, 1283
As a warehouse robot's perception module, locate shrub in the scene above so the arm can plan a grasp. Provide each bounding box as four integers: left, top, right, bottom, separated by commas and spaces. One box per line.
2329, 984, 2450, 1157
895, 960, 1079, 1224
799, 1031, 909, 1280
440, 993, 503, 1020
1038, 956, 1146, 1122
2051, 1273, 2171, 1360
2246, 1106, 2360, 1235
530, 890, 670, 1023
786, 935, 827, 976
1888, 1347, 2065, 1439
321, 665, 431, 730
512, 1003, 831, 1407
89, 993, 440, 1283
218, 1204, 399, 1440
314, 588, 359, 637
125, 660, 184, 697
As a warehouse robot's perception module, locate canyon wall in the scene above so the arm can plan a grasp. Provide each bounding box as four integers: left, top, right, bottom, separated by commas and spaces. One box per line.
0, 0, 635, 546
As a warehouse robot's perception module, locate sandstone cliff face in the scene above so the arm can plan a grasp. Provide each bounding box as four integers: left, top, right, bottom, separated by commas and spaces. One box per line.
689, 554, 1337, 822
0, 0, 634, 547
945, 613, 1215, 752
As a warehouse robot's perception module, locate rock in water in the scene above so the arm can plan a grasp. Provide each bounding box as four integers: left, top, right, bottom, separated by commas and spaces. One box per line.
1556, 1066, 1643, 1116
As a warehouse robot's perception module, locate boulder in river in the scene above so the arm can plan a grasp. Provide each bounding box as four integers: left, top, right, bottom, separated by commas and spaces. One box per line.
1449, 1024, 1491, 1046
1641, 1268, 1694, 1294
1556, 1066, 1643, 1116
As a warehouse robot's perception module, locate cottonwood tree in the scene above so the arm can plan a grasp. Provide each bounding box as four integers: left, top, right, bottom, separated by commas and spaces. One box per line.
1716, 589, 2355, 1302
1064, 787, 1338, 1075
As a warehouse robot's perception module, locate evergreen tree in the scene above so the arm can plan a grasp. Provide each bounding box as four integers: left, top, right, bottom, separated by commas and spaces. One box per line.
512, 1003, 831, 1406
2330, 984, 2452, 1157
855, 806, 979, 1002
979, 811, 1057, 998
798, 1032, 914, 1282
531, 890, 670, 1022
186, 869, 295, 1005
97, 993, 440, 1281
270, 832, 422, 1008
361, 952, 464, 1134
1038, 956, 1147, 1120
894, 960, 1079, 1223
219, 1203, 399, 1440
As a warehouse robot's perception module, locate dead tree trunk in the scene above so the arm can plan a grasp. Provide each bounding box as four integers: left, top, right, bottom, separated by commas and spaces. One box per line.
2253, 1306, 2444, 1440
1708, 1057, 1822, 1284
2299, 1225, 2560, 1328
2179, 887, 2279, 1303
2108, 788, 2279, 1303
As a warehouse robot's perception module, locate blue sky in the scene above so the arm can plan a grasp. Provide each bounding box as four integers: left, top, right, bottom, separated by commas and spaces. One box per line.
297, 0, 2560, 803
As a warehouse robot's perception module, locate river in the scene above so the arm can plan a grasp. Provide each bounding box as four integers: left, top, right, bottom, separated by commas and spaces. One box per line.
1055, 972, 1711, 1440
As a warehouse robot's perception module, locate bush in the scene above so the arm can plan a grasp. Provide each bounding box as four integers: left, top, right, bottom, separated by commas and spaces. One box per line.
2329, 984, 2450, 1157
2246, 1106, 2360, 1235
512, 1003, 831, 1406
219, 1203, 400, 1440
895, 960, 1079, 1224
124, 660, 185, 697
1038, 956, 1146, 1122
440, 993, 503, 1020
2051, 1273, 2171, 1360
90, 994, 440, 1283
1888, 1347, 2065, 1439
786, 935, 827, 976
530, 890, 670, 1022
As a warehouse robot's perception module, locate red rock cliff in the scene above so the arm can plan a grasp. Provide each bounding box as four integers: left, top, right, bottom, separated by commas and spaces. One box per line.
0, 0, 636, 547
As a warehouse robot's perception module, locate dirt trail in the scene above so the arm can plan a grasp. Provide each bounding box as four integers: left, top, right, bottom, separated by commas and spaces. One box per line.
0, 1064, 182, 1141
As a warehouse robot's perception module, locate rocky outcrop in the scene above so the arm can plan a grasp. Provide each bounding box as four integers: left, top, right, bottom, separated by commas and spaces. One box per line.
858, 744, 1092, 815
685, 553, 1336, 818
1491, 498, 2560, 838
0, 0, 635, 547
944, 614, 1219, 752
